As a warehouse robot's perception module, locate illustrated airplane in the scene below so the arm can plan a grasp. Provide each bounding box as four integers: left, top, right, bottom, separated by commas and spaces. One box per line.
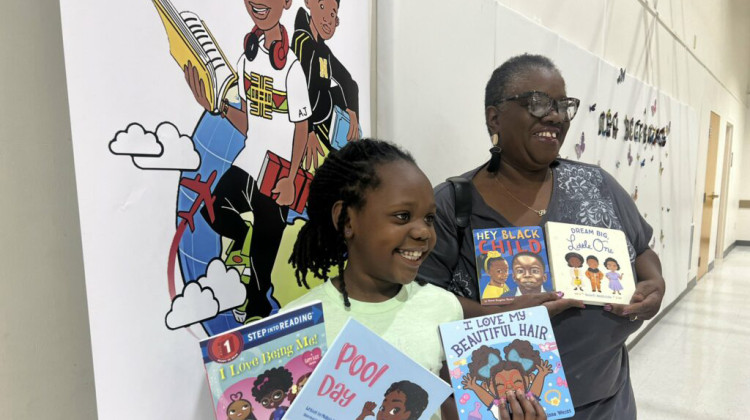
178, 170, 217, 231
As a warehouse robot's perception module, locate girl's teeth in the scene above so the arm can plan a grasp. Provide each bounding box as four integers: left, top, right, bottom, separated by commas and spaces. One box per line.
399, 250, 422, 261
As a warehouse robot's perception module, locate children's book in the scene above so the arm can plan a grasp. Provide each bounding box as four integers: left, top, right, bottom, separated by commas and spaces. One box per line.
439, 306, 575, 419
329, 105, 363, 150
544, 221, 636, 305
285, 318, 453, 420
258, 150, 314, 213
200, 301, 326, 420
472, 227, 553, 305
152, 0, 237, 112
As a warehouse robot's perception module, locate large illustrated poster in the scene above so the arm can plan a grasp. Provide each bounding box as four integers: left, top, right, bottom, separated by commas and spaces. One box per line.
59, 0, 371, 418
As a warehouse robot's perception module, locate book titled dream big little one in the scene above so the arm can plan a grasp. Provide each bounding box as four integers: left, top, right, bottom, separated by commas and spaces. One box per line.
544, 221, 636, 305
200, 301, 326, 420
472, 227, 553, 305
439, 306, 575, 419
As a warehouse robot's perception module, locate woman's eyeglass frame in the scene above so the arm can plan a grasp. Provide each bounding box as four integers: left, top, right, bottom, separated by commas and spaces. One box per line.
496, 91, 580, 122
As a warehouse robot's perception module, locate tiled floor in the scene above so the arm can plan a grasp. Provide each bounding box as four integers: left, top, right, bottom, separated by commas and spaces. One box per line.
629, 246, 749, 420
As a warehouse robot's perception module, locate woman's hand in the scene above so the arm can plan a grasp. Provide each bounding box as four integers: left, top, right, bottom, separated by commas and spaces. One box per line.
605, 249, 665, 321
506, 292, 584, 317
459, 293, 584, 319
498, 389, 547, 420
605, 277, 663, 321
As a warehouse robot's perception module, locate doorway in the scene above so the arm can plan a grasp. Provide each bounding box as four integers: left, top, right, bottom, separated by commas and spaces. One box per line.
697, 112, 721, 279
715, 122, 734, 260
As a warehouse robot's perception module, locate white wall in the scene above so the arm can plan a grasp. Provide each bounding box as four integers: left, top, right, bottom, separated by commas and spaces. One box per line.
0, 1, 97, 419
376, 0, 750, 291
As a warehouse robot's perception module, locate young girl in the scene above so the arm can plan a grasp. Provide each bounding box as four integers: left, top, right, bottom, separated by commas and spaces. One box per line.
285, 139, 548, 420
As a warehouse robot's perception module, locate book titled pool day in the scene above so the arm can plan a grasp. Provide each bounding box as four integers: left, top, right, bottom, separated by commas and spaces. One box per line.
200, 301, 326, 420
440, 306, 574, 419
286, 318, 452, 420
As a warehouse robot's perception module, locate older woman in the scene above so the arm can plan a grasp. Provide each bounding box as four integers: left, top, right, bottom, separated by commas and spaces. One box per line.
418, 54, 665, 419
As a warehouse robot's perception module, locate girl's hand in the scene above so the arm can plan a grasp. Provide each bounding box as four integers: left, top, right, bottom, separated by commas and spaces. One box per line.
499, 389, 547, 420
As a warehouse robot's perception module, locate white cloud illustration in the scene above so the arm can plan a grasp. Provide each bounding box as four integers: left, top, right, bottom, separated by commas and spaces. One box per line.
165, 281, 219, 330
109, 123, 163, 156
198, 259, 246, 312
133, 122, 200, 170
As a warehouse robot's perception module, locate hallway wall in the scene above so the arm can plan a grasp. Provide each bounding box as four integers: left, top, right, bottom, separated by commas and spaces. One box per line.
377, 0, 750, 290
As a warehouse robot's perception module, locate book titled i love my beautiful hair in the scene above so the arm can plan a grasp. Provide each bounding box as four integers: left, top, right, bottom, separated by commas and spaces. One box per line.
439, 306, 574, 419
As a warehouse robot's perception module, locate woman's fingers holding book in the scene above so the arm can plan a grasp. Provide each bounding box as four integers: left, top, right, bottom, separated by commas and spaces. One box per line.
605, 278, 663, 320
543, 298, 585, 317
509, 291, 559, 309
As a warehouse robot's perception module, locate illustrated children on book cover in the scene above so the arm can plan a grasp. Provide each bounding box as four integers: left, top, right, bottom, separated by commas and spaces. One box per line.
201, 302, 326, 420
285, 319, 452, 420
545, 222, 636, 305
472, 227, 553, 305
439, 306, 575, 419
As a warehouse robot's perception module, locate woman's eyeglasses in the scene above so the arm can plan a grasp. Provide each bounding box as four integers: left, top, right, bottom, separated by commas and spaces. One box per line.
497, 91, 580, 122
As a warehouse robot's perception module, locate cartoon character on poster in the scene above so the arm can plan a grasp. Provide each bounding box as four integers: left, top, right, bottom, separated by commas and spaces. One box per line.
107, 0, 364, 336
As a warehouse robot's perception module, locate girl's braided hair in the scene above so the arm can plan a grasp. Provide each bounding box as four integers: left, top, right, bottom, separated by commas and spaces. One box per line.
289, 138, 422, 307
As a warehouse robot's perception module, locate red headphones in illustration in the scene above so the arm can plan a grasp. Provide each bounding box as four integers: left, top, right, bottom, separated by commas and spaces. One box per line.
243, 25, 289, 70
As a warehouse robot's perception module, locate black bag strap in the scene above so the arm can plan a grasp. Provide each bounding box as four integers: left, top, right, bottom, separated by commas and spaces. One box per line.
446, 176, 472, 270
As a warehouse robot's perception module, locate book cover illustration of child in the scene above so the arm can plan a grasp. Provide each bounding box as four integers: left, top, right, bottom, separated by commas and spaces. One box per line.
356, 380, 429, 420
285, 319, 452, 420
564, 252, 584, 292
472, 227, 553, 305
201, 302, 326, 420
252, 367, 293, 420
603, 257, 624, 295
584, 256, 604, 293
227, 392, 257, 420
545, 222, 636, 305
439, 306, 575, 419
480, 252, 510, 301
